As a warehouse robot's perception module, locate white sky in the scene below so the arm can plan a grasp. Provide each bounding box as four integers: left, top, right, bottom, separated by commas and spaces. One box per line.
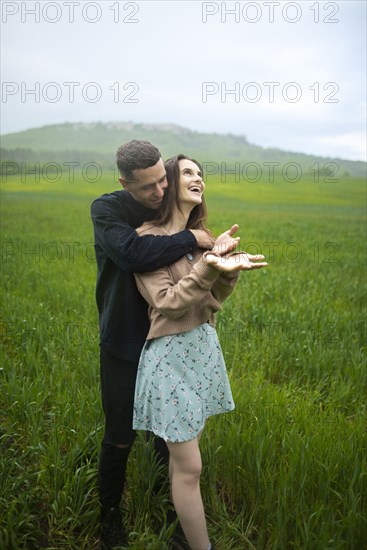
0, 0, 366, 160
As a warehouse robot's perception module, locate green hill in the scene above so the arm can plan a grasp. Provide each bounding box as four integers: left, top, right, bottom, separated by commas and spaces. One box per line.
1, 121, 366, 178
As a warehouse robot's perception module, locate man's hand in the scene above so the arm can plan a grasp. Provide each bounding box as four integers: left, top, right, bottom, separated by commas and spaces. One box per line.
206, 251, 268, 272
212, 224, 241, 255
190, 229, 215, 249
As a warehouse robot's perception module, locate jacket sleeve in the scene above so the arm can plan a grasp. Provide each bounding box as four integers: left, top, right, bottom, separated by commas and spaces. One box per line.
91, 196, 197, 273
211, 273, 239, 303
134, 255, 221, 320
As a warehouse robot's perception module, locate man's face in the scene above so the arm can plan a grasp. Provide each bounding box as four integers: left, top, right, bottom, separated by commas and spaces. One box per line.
119, 159, 168, 209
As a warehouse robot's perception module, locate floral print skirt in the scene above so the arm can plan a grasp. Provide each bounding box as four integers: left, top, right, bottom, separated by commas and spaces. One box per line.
133, 323, 235, 443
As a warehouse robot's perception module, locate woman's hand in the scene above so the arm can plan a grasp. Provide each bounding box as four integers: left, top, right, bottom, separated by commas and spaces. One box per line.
206, 251, 268, 272
212, 224, 241, 255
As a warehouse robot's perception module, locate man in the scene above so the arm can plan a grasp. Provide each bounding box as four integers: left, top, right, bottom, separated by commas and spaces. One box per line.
91, 140, 239, 549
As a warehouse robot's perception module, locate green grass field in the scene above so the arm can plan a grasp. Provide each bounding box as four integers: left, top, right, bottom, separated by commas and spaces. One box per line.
0, 172, 366, 549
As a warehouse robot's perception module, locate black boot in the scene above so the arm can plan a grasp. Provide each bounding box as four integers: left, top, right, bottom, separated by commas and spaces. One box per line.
100, 506, 128, 549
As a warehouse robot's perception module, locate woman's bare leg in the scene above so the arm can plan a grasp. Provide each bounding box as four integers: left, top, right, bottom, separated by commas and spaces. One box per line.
168, 429, 203, 498
167, 435, 209, 550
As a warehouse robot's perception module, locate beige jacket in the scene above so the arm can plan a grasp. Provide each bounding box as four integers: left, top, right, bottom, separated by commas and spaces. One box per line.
134, 223, 238, 340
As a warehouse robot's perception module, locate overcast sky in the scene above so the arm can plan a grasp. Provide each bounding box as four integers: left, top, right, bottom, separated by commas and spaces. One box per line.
1, 0, 366, 160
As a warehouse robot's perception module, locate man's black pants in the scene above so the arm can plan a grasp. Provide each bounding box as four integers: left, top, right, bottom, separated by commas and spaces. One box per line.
99, 348, 169, 508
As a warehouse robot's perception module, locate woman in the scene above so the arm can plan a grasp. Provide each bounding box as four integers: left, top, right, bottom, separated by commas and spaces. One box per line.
133, 154, 267, 550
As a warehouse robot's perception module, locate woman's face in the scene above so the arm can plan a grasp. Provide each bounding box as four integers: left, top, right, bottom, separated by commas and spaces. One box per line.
178, 158, 205, 208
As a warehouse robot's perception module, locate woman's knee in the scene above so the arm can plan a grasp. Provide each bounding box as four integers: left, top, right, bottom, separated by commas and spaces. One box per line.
186, 459, 202, 483
173, 463, 202, 489
169, 445, 202, 481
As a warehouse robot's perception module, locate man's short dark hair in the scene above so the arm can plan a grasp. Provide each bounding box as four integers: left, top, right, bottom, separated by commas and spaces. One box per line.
116, 140, 161, 180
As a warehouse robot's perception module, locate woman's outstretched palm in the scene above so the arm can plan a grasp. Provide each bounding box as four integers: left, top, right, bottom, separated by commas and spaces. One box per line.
206, 252, 268, 272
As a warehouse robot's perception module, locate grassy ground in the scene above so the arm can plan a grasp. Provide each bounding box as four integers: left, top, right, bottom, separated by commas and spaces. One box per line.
0, 173, 366, 549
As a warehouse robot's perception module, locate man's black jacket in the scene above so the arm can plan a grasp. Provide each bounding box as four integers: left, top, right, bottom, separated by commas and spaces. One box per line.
91, 190, 197, 362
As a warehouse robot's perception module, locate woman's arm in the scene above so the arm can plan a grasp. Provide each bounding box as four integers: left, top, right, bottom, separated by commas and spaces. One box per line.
211, 272, 239, 303
135, 251, 267, 320
134, 254, 221, 320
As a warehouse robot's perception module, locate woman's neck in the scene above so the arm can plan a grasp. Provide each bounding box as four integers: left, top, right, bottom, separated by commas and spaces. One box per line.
163, 205, 192, 234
